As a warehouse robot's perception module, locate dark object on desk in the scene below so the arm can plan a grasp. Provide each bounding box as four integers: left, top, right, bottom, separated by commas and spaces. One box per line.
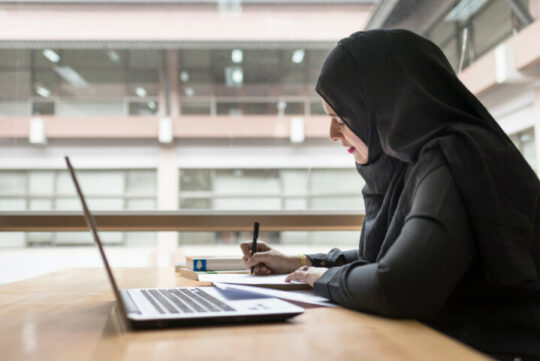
65, 156, 303, 330
251, 221, 259, 274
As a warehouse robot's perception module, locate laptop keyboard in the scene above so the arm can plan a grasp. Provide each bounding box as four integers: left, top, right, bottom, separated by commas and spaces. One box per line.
140, 288, 235, 314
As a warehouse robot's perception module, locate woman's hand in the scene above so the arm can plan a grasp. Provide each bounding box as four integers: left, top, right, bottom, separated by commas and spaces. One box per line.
239, 240, 307, 275
285, 266, 328, 287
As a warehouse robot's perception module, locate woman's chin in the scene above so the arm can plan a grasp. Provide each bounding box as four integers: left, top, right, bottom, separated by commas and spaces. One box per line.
354, 155, 369, 165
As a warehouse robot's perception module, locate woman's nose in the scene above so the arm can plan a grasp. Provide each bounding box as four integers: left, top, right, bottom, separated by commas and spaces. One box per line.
329, 119, 342, 141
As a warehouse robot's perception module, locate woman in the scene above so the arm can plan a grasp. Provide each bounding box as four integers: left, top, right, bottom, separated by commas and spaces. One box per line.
240, 30, 540, 360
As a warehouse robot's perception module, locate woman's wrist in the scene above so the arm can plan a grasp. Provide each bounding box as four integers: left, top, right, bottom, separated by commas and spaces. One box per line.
299, 254, 312, 267
287, 254, 312, 271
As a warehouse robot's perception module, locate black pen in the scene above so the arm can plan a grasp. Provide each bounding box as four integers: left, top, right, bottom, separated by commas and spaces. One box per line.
250, 221, 260, 275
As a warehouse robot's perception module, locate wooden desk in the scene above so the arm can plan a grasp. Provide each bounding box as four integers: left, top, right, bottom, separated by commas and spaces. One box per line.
0, 268, 490, 361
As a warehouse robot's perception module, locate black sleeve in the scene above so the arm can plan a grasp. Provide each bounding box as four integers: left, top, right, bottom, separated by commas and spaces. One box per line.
307, 249, 366, 267
313, 164, 475, 319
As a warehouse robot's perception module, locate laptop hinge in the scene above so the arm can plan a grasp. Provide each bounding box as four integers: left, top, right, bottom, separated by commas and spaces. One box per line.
120, 289, 141, 315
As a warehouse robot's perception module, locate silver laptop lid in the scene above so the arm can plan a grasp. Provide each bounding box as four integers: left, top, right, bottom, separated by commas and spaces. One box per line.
65, 156, 129, 319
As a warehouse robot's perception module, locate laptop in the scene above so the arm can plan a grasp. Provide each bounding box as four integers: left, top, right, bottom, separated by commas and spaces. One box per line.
65, 156, 304, 330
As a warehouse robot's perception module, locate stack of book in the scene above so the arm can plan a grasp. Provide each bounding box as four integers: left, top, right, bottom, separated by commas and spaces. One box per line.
176, 256, 249, 280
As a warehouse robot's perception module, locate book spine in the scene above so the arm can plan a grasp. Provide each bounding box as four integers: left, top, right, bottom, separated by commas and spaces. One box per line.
192, 259, 207, 271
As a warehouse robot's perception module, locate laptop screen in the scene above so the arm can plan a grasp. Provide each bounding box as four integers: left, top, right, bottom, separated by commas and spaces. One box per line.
65, 156, 128, 318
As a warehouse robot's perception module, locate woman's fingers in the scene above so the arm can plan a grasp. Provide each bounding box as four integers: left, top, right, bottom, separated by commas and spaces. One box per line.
240, 240, 270, 259
248, 251, 271, 266
253, 264, 271, 275
285, 266, 309, 282
239, 241, 253, 257
243, 252, 272, 274
243, 249, 273, 273
242, 256, 251, 269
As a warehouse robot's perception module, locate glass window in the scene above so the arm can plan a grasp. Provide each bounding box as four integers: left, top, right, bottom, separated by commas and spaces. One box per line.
310, 231, 360, 244
180, 198, 212, 209
429, 18, 456, 46
78, 172, 125, 196
510, 128, 536, 172
126, 170, 156, 195
29, 199, 53, 211
180, 101, 212, 115
307, 50, 330, 84
87, 198, 125, 210
427, 0, 528, 71
27, 232, 54, 245
214, 169, 280, 195
216, 101, 278, 115
0, 48, 162, 117
128, 50, 160, 69
213, 197, 282, 210
0, 169, 155, 213
284, 198, 307, 210
56, 172, 77, 196
0, 199, 26, 211
311, 196, 364, 211
310, 101, 325, 115
0, 49, 30, 67
125, 232, 157, 247
1, 1, 382, 285
0, 71, 31, 100
178, 232, 216, 245
29, 172, 55, 195
55, 231, 93, 245
282, 102, 304, 115
473, 0, 513, 56
33, 70, 58, 97
0, 233, 26, 248
32, 102, 55, 116
180, 169, 212, 191
311, 169, 365, 194
0, 101, 30, 116
55, 198, 81, 211
56, 100, 125, 117
62, 50, 125, 69
181, 49, 212, 70
281, 170, 308, 195
128, 101, 158, 116
440, 37, 459, 71
178, 168, 364, 215
126, 199, 156, 210
127, 70, 159, 97
0, 172, 27, 196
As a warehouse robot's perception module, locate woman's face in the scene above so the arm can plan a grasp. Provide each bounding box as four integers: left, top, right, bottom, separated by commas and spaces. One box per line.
322, 99, 369, 164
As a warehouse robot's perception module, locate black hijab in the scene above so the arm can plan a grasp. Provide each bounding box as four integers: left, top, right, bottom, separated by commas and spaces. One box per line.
316, 29, 540, 288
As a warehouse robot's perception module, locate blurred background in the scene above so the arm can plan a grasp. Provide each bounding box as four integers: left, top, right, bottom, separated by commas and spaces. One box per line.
0, 0, 538, 283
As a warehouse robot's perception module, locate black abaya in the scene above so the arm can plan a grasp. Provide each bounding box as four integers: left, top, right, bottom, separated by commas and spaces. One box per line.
310, 29, 540, 360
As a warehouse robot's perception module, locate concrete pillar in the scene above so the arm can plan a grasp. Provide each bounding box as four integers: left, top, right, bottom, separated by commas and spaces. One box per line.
154, 50, 180, 267
156, 147, 179, 266
167, 50, 180, 119
174, 50, 186, 255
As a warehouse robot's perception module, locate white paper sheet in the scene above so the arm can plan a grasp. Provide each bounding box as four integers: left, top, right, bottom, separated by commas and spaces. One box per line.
213, 282, 337, 307
197, 273, 304, 286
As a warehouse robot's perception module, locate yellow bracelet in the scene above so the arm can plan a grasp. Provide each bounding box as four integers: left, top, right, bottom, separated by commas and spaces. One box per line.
299, 254, 307, 267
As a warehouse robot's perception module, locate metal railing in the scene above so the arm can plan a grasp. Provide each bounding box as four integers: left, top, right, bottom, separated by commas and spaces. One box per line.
0, 210, 364, 232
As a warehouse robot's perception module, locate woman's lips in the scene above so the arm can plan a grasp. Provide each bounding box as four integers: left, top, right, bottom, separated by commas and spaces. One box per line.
347, 146, 356, 154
